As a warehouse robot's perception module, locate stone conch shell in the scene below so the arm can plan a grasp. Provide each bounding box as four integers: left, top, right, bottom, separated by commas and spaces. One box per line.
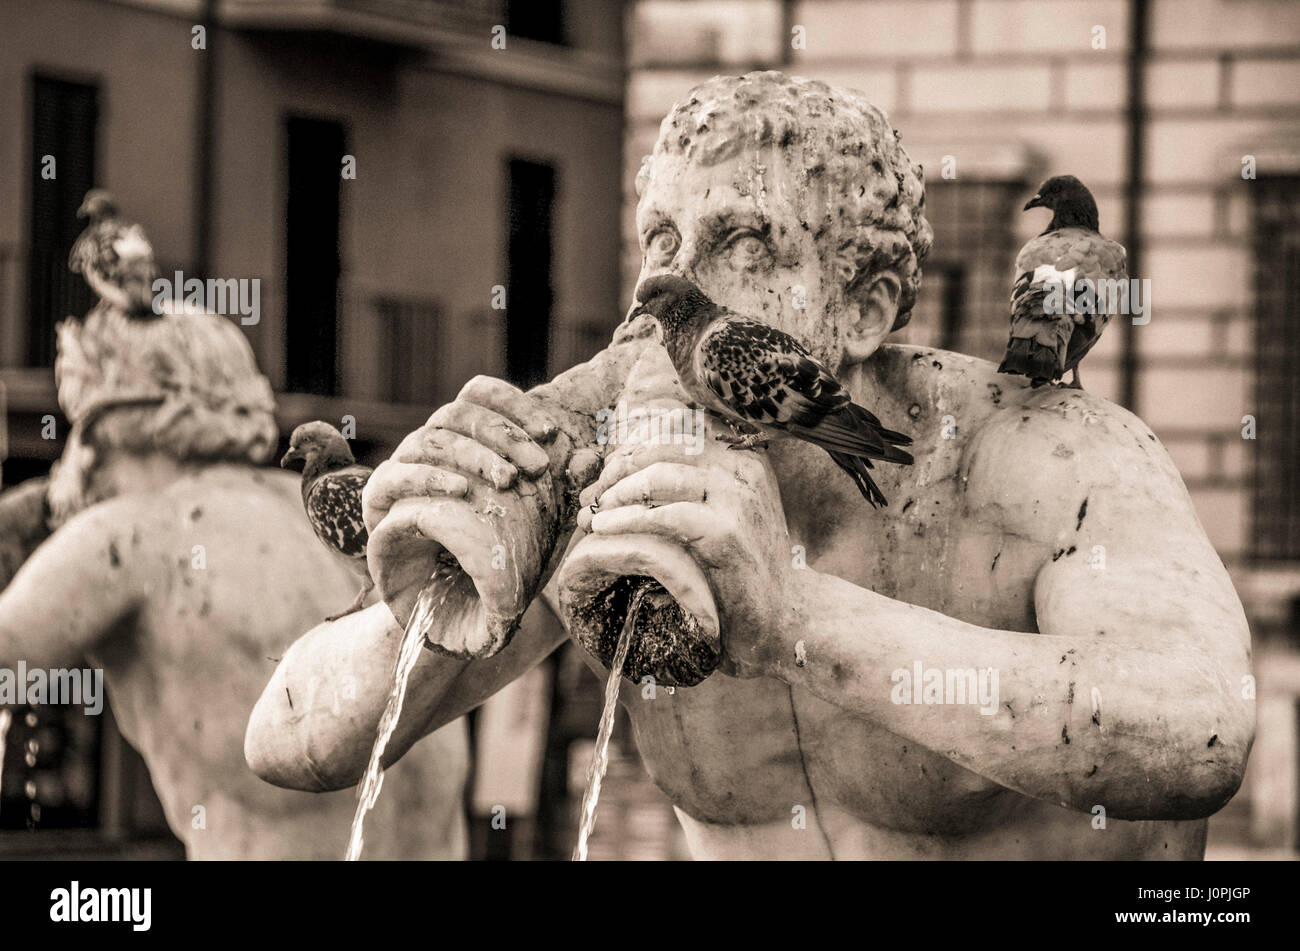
556, 345, 722, 687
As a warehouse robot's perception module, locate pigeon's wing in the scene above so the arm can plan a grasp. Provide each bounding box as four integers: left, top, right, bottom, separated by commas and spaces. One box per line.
70, 219, 158, 314
694, 317, 848, 424
1059, 231, 1127, 370
305, 468, 370, 560
693, 317, 906, 458
1001, 228, 1126, 380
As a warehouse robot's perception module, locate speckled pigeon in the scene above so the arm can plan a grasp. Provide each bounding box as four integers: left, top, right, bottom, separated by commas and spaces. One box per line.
999, 175, 1127, 388
635, 274, 914, 508
281, 421, 374, 620
68, 189, 160, 318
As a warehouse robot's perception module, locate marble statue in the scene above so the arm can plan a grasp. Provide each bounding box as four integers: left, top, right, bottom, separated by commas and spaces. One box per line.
0, 305, 467, 859
247, 72, 1253, 859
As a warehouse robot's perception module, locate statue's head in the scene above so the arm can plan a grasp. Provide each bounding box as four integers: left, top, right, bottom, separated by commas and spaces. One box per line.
635, 71, 932, 370
47, 306, 278, 521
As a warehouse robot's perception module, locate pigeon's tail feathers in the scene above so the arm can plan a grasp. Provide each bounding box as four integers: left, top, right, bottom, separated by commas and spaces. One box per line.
998, 334, 1061, 383
786, 402, 914, 466
829, 451, 889, 508
845, 402, 914, 458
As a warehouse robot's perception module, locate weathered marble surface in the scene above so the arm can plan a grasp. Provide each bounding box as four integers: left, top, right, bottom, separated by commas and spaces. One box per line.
249, 72, 1253, 860
1, 307, 468, 859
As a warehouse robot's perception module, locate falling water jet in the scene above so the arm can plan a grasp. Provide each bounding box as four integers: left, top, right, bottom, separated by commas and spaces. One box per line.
345, 556, 473, 861
0, 709, 10, 820
572, 584, 647, 861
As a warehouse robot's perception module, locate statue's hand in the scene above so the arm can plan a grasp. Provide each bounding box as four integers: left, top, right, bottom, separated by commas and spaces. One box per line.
364, 376, 599, 655
576, 432, 793, 679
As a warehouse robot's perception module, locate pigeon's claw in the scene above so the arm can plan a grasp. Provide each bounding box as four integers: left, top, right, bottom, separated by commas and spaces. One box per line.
717, 430, 771, 451
324, 576, 373, 622
715, 419, 770, 451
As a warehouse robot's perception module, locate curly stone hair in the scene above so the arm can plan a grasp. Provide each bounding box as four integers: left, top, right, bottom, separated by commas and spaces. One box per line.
640, 71, 933, 331
47, 303, 277, 522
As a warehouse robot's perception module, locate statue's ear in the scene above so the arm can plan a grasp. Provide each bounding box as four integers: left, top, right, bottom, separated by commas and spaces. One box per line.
843, 271, 901, 364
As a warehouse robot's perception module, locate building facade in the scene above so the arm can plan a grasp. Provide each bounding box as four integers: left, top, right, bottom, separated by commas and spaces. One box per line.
624, 0, 1300, 854
0, 0, 628, 857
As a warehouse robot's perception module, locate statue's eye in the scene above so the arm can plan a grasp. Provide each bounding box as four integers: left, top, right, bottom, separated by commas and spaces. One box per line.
647, 230, 680, 264
726, 232, 769, 270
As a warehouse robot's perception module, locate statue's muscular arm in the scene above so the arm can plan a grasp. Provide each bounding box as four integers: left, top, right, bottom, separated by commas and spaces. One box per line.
245, 586, 567, 791
769, 404, 1253, 820
0, 497, 146, 668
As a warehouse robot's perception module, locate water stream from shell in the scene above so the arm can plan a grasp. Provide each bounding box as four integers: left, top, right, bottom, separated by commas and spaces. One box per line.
345, 561, 461, 861
572, 585, 646, 861
0, 709, 10, 821
345, 565, 652, 861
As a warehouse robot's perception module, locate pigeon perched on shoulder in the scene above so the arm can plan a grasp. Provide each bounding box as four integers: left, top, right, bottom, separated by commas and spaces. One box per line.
998, 175, 1127, 389
68, 189, 160, 318
635, 275, 913, 508
281, 421, 374, 620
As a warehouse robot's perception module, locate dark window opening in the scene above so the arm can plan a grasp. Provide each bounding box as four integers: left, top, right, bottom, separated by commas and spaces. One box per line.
1251, 176, 1300, 560
27, 74, 98, 368
376, 295, 446, 406
284, 115, 346, 396
507, 0, 566, 46
908, 179, 1025, 362
506, 158, 556, 389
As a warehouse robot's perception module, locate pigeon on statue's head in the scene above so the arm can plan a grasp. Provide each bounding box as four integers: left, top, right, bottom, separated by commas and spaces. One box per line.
69, 189, 160, 319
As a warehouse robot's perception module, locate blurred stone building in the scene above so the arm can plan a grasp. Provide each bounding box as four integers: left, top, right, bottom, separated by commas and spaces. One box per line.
624, 0, 1300, 856
3, 0, 1298, 861
0, 0, 627, 858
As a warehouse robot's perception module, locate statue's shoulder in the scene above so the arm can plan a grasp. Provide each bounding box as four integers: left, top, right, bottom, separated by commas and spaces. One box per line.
158, 465, 304, 526
874, 342, 1165, 458
872, 343, 1189, 528
871, 342, 1012, 407
90, 464, 298, 528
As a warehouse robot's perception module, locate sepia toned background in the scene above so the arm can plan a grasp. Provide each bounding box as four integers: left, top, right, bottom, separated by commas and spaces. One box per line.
1, 0, 1297, 860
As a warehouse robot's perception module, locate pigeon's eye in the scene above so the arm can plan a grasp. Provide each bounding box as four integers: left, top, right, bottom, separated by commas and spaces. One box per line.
725, 231, 769, 270
646, 229, 680, 265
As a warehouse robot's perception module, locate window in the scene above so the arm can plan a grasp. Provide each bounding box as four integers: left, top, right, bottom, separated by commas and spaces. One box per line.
284, 115, 347, 396
505, 158, 556, 389
905, 179, 1026, 363
27, 75, 98, 368
507, 0, 566, 46
1251, 176, 1300, 560
375, 294, 445, 405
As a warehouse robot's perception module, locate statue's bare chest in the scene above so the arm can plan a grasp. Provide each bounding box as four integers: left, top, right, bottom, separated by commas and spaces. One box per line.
617, 447, 1054, 828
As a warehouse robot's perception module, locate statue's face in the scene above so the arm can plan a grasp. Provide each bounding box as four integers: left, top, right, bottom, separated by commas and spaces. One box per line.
635, 145, 856, 369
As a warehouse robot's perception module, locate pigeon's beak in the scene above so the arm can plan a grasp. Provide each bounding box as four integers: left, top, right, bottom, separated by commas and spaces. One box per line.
280, 447, 304, 469
1023, 194, 1045, 211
